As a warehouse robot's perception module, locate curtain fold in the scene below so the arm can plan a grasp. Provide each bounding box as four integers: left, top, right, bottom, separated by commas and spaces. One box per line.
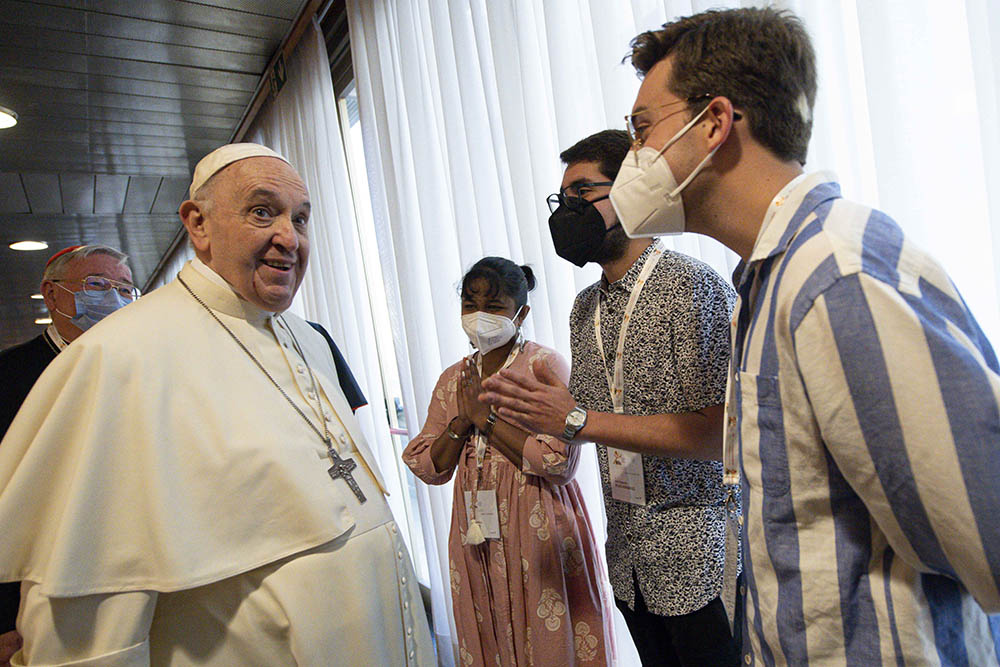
349, 1, 1000, 664
245, 21, 415, 550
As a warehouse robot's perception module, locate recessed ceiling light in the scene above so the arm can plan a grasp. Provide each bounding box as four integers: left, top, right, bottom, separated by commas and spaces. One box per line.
35, 317, 52, 325
0, 106, 16, 129
9, 241, 48, 251
30, 293, 43, 299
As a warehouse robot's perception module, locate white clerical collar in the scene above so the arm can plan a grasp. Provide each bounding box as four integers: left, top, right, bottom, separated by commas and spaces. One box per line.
191, 256, 237, 290
45, 324, 68, 352
181, 259, 276, 326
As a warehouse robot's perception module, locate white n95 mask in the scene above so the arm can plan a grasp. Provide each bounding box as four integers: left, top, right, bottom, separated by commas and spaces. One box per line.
610, 104, 719, 237
462, 308, 521, 354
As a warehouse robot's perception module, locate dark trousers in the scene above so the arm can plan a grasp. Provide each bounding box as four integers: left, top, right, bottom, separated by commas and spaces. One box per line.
615, 575, 741, 667
0, 581, 17, 633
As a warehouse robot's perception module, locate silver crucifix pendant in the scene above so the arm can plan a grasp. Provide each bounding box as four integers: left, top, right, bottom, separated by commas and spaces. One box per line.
325, 440, 366, 503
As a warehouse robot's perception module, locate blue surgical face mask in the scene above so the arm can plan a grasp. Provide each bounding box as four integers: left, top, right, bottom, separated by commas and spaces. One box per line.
56, 285, 131, 332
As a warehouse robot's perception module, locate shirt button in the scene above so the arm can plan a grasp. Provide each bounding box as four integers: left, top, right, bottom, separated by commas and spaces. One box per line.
391, 525, 398, 534
308, 391, 316, 400
401, 576, 407, 585
403, 600, 409, 611
398, 550, 404, 560
740, 585, 746, 596
406, 626, 412, 636
745, 653, 752, 664
339, 434, 347, 444
296, 364, 305, 374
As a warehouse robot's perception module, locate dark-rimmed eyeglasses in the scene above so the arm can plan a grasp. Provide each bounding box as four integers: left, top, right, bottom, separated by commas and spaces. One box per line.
53, 276, 141, 301
546, 181, 615, 213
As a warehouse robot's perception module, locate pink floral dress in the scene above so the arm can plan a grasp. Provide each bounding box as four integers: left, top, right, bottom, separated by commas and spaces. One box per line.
403, 341, 614, 666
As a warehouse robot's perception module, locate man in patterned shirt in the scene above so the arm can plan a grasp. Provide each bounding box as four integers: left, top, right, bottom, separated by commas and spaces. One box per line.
612, 6, 1000, 665
482, 128, 740, 665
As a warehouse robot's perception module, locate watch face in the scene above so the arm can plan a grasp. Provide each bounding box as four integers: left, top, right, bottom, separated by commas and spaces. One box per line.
568, 408, 586, 427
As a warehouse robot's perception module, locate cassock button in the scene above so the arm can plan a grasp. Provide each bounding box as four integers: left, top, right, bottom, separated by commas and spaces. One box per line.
403, 600, 409, 611
745, 653, 752, 664
391, 525, 398, 534
409, 650, 415, 660
406, 626, 412, 636
397, 550, 404, 560
401, 576, 407, 585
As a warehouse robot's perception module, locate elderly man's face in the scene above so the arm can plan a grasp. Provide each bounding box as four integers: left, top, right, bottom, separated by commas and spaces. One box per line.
191, 157, 311, 312
43, 253, 134, 342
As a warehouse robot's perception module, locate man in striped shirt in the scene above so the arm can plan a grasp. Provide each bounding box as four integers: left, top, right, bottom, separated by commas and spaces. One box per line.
612, 7, 1000, 664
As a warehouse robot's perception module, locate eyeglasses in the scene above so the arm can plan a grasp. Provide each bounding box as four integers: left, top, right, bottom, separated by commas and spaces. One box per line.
625, 94, 712, 148
53, 276, 141, 301
545, 181, 615, 213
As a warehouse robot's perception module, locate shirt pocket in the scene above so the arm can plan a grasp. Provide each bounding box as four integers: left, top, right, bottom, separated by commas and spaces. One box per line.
737, 371, 790, 497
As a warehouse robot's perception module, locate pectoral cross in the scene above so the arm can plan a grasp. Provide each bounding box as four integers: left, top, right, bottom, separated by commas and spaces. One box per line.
325, 440, 366, 503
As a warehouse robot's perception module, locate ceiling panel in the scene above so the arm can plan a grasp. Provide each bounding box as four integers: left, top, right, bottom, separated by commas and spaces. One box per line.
0, 68, 253, 106
60, 174, 95, 214
21, 174, 62, 214
1, 27, 271, 74
150, 179, 191, 214
0, 0, 309, 348
94, 175, 130, 214
32, 0, 292, 39
6, 3, 277, 54
123, 177, 163, 214
25, 105, 239, 130
0, 174, 28, 214
2, 130, 224, 150
0, 48, 260, 90
1, 83, 246, 118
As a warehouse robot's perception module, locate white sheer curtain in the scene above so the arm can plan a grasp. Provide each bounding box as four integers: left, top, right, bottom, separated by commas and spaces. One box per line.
243, 21, 418, 550
347, 1, 1000, 664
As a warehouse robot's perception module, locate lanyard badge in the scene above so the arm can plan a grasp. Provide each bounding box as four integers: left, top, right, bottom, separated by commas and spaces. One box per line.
594, 248, 663, 506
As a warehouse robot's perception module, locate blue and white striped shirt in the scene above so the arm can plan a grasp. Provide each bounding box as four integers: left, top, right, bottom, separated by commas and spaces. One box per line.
723, 172, 1000, 665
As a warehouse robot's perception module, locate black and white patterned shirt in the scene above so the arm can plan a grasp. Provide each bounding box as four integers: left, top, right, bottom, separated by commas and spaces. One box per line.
568, 240, 737, 617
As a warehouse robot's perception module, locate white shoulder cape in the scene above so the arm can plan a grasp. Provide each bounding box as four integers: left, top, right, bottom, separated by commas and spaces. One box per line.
0, 262, 386, 597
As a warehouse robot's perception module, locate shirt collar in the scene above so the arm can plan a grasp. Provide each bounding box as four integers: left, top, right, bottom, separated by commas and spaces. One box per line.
601, 239, 662, 294
735, 171, 841, 288
748, 171, 840, 264
44, 324, 68, 352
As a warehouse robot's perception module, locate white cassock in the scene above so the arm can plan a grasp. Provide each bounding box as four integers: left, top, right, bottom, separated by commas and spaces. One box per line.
0, 259, 434, 666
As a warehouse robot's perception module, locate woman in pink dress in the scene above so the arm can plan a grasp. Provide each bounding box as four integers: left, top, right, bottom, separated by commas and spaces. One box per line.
404, 257, 613, 666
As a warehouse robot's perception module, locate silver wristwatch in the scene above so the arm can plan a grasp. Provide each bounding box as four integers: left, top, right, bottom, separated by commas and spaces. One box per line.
562, 406, 588, 441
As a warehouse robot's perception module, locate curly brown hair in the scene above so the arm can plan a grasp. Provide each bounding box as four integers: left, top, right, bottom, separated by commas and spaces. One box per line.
628, 7, 817, 165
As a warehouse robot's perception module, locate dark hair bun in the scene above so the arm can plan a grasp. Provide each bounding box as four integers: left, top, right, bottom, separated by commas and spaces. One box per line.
520, 265, 536, 291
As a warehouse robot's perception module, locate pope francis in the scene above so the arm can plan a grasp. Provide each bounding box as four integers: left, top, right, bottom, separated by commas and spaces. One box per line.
0, 144, 434, 665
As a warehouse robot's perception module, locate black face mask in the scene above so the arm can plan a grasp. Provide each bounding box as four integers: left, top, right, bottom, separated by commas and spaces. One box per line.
549, 196, 628, 267
549, 196, 617, 267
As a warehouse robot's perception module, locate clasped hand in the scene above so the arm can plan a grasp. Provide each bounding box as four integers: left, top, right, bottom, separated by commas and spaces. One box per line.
479, 359, 578, 440
455, 358, 491, 432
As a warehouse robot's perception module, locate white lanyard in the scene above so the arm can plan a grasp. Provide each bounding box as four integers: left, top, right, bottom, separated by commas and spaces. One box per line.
472, 339, 523, 467
593, 247, 663, 414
